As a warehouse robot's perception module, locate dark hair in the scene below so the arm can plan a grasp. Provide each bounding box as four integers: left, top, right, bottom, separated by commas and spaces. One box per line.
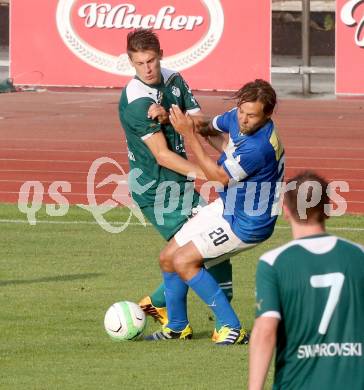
127, 29, 161, 57
233, 79, 276, 115
284, 170, 329, 224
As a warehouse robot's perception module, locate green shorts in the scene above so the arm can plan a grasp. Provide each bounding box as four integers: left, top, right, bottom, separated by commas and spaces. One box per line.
141, 190, 204, 241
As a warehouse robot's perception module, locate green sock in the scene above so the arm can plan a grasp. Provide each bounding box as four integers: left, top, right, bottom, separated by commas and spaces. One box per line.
150, 282, 167, 308
207, 259, 233, 331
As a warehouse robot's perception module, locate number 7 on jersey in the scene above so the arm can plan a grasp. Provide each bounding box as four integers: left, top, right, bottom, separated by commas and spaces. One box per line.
310, 272, 345, 335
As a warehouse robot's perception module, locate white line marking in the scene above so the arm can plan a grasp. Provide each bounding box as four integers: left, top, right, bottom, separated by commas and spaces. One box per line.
0, 219, 147, 226
0, 159, 94, 163
1, 188, 363, 202
0, 141, 362, 150
0, 169, 89, 174
46, 90, 121, 96
0, 179, 87, 184
56, 99, 106, 105
0, 219, 363, 232
0, 138, 120, 144
287, 146, 364, 151
287, 166, 364, 171
0, 191, 119, 196
0, 148, 124, 154
5, 159, 363, 170
0, 151, 360, 160
275, 226, 364, 232
287, 157, 364, 161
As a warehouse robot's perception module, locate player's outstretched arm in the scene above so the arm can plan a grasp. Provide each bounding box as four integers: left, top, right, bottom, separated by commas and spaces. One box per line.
169, 104, 229, 185
248, 317, 278, 390
144, 131, 206, 180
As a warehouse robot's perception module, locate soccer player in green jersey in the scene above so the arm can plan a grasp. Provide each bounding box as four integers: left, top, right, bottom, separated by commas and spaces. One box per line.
118, 28, 234, 338
249, 171, 364, 390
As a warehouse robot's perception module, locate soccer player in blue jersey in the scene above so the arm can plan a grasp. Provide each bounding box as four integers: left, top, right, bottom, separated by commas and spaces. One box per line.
249, 171, 364, 389
145, 79, 285, 344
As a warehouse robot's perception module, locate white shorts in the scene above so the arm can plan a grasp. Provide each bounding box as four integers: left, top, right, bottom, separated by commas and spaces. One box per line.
174, 198, 257, 268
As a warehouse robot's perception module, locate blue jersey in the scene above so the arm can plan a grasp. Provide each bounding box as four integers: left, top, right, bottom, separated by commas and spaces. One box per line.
213, 108, 285, 243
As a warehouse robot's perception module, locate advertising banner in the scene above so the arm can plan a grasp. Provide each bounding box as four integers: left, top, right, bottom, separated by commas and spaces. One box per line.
10, 0, 271, 89
336, 0, 364, 95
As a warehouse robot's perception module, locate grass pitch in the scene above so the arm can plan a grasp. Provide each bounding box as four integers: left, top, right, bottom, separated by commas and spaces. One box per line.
0, 203, 363, 389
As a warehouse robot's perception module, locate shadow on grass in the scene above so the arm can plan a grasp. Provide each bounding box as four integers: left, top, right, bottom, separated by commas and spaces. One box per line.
192, 331, 214, 340
0, 273, 104, 287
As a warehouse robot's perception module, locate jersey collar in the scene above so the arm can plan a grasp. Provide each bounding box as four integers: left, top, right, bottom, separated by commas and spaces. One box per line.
298, 233, 330, 240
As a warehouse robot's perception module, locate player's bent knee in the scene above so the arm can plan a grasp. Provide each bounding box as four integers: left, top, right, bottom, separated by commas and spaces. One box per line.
172, 250, 192, 278
172, 253, 186, 274
159, 247, 173, 271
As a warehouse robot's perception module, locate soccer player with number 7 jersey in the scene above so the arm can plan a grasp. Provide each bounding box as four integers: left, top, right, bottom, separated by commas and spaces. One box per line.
249, 171, 364, 389
145, 79, 285, 344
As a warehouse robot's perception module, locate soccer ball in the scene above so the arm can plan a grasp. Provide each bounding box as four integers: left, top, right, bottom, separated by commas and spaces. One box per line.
104, 301, 146, 341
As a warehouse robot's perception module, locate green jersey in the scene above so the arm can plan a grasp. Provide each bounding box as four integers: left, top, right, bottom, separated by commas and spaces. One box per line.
256, 234, 364, 390
119, 68, 200, 208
